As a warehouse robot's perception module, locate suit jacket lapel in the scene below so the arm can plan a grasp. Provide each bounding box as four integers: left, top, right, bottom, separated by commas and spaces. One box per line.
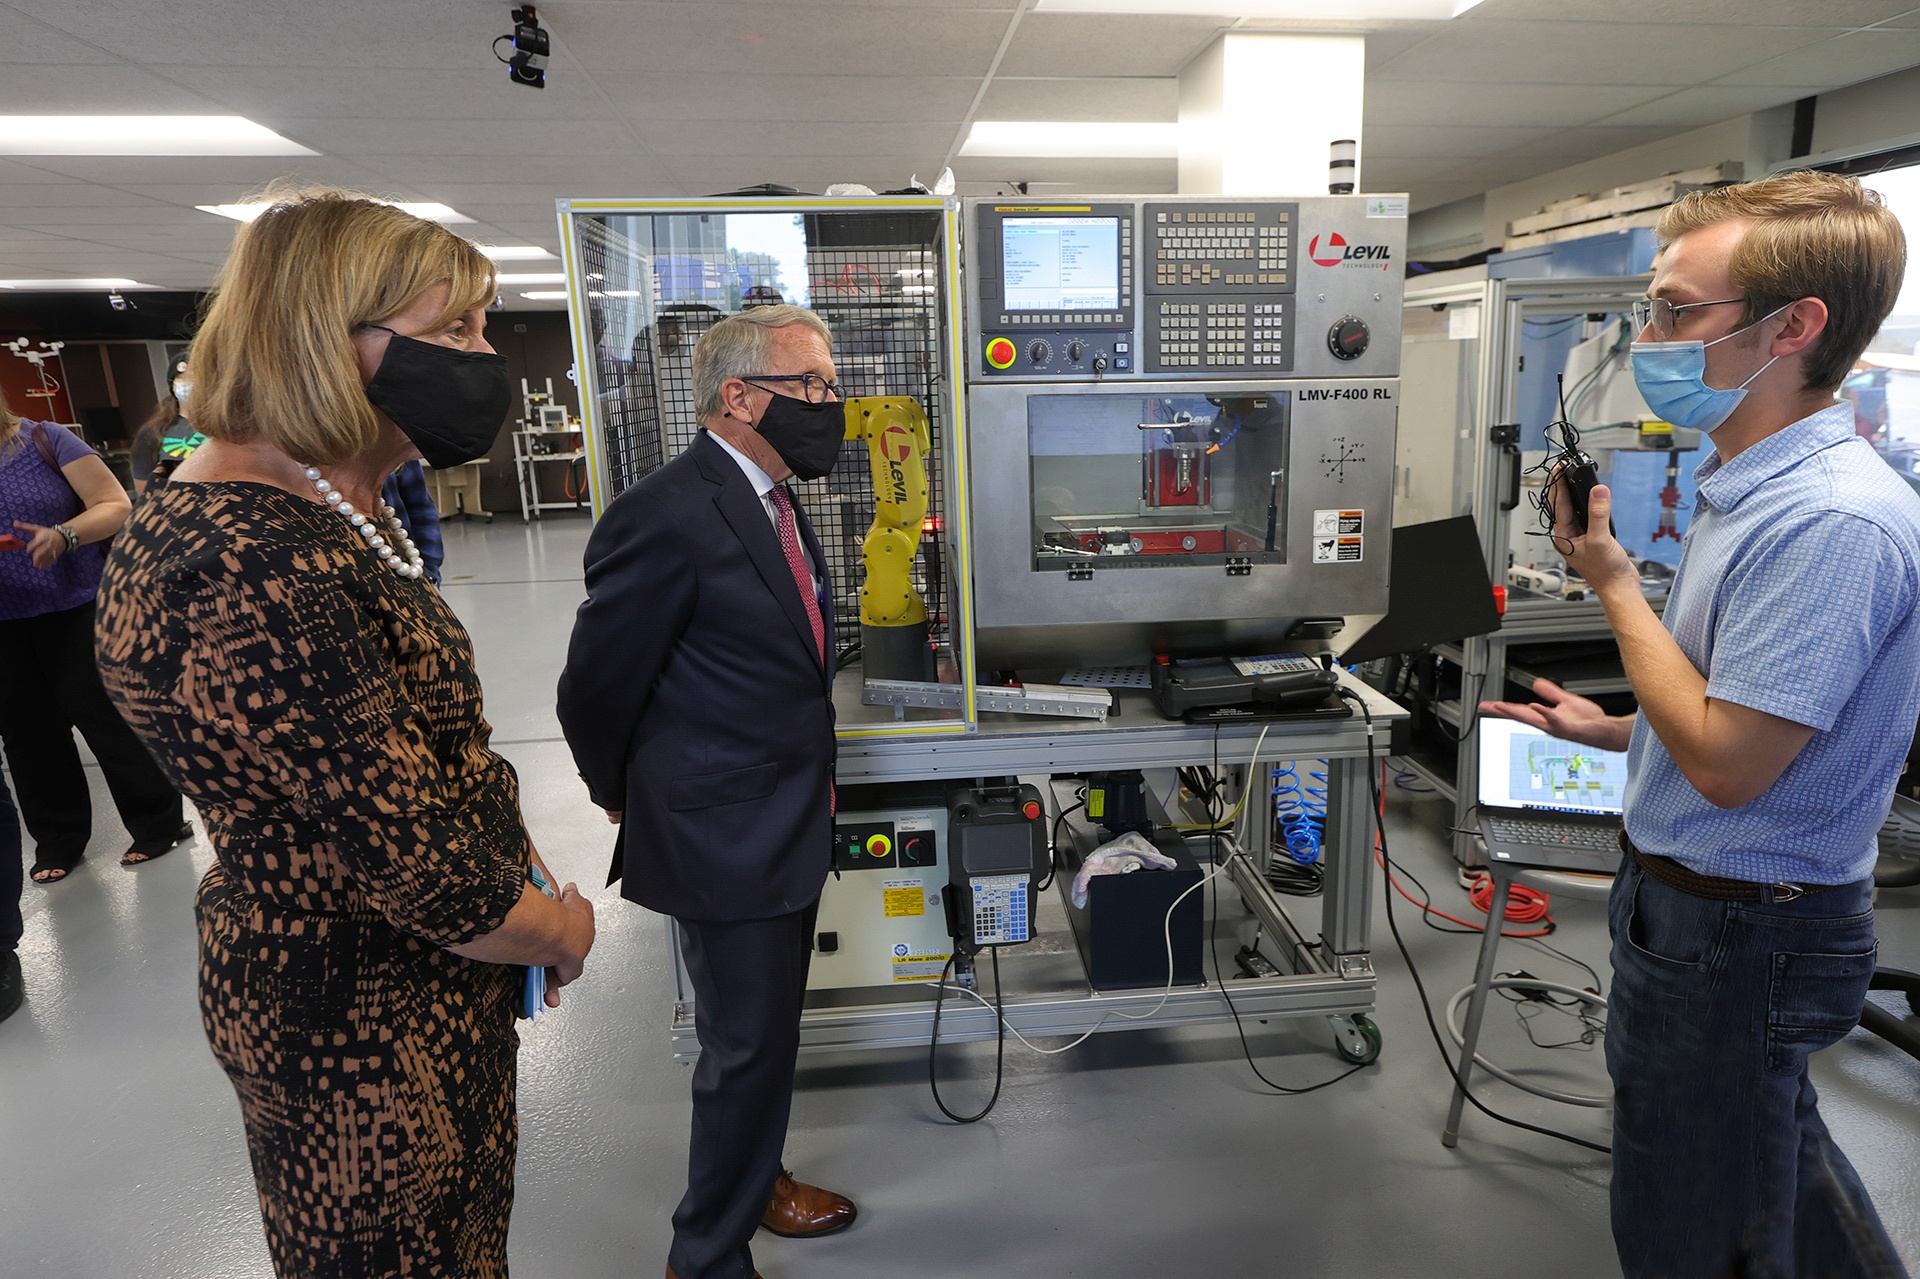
695, 432, 826, 673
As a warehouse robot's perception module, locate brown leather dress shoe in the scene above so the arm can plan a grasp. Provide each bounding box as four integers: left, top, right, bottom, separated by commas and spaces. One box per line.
760, 1169, 858, 1238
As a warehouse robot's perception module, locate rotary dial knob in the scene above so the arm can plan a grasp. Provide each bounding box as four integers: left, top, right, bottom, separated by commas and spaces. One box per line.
1028, 339, 1052, 365
1328, 316, 1370, 360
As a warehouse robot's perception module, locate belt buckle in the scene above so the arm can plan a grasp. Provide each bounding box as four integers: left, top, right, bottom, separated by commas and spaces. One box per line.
1771, 882, 1806, 903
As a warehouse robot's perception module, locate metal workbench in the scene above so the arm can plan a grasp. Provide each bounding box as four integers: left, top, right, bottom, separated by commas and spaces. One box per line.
665, 672, 1408, 1064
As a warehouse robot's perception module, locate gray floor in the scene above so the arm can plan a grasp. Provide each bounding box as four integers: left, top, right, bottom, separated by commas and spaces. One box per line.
4, 512, 1918, 1278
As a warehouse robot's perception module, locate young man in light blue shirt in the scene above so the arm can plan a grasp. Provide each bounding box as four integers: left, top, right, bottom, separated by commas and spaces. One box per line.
1483, 170, 1916, 1278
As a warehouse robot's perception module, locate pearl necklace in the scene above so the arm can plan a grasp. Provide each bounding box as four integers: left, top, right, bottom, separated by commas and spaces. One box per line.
302, 466, 425, 579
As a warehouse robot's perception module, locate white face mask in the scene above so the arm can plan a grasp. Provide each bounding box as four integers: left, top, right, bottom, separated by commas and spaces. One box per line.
172, 378, 191, 404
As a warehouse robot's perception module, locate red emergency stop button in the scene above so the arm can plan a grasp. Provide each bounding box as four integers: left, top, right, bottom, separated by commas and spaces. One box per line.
986, 337, 1017, 369
866, 833, 892, 858
1022, 800, 1042, 820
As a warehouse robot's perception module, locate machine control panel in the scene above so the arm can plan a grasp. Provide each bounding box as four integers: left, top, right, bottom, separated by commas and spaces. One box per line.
833, 819, 939, 871
974, 201, 1136, 379
966, 193, 1403, 382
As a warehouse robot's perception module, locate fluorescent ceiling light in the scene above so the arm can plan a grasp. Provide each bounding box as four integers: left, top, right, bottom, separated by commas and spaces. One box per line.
519, 290, 570, 300
197, 200, 474, 225
0, 115, 314, 156
475, 245, 555, 261
0, 277, 151, 290
1031, 0, 1482, 14
496, 272, 567, 284
961, 121, 1178, 159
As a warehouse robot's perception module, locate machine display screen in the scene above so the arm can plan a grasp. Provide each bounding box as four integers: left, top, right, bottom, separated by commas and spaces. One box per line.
1002, 217, 1120, 312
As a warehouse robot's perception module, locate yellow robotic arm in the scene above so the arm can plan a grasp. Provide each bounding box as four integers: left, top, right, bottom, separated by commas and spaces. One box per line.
844, 396, 934, 680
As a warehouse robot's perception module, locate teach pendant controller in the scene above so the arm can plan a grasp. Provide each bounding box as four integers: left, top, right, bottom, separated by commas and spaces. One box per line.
968, 194, 1404, 383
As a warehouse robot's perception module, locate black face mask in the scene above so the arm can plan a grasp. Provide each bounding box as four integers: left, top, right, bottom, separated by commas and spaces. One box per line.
363, 327, 512, 469
745, 392, 846, 482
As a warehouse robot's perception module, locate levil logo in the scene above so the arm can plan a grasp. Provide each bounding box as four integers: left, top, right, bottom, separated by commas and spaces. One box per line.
1308, 232, 1392, 268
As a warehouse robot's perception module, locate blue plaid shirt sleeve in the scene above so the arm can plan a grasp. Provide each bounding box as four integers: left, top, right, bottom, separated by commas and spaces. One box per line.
1704, 512, 1917, 732
381, 462, 446, 586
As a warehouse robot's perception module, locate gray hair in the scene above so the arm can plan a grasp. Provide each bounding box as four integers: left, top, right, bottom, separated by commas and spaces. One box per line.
691, 305, 834, 421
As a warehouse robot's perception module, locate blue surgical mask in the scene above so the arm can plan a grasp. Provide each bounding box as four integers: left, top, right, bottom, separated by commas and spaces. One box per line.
1630, 303, 1790, 433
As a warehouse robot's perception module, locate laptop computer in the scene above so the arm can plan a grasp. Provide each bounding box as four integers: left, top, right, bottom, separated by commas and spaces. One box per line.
1474, 717, 1627, 874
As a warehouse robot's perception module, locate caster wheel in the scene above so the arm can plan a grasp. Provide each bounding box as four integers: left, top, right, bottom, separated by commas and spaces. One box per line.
1331, 1014, 1382, 1064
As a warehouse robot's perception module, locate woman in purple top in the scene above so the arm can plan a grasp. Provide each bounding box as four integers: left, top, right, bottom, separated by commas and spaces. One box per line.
0, 390, 187, 888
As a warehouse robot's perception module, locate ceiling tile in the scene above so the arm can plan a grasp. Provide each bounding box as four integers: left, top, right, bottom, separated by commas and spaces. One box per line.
351, 152, 680, 189
977, 77, 1179, 121
9, 154, 386, 187
594, 73, 978, 124
167, 65, 617, 122
267, 117, 628, 158
994, 13, 1226, 78
1374, 20, 1840, 86
949, 155, 1177, 188
1592, 84, 1815, 128
0, 7, 129, 64
633, 121, 954, 159
1468, 0, 1919, 26
1369, 82, 1657, 129
550, 2, 1011, 77
1500, 124, 1699, 165
1713, 28, 1920, 85
0, 184, 163, 209
1362, 124, 1560, 160
4, 0, 501, 68
0, 63, 220, 112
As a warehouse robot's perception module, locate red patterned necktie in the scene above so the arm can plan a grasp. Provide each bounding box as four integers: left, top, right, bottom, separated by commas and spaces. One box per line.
767, 484, 834, 816
767, 485, 826, 667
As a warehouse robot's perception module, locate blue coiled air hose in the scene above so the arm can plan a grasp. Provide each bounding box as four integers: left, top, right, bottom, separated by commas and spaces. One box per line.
1272, 760, 1328, 864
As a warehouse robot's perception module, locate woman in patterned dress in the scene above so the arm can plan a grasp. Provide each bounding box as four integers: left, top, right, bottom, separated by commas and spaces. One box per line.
94, 189, 596, 1278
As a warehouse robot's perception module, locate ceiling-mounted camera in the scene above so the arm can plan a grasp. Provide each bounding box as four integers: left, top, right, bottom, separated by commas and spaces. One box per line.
493, 5, 550, 89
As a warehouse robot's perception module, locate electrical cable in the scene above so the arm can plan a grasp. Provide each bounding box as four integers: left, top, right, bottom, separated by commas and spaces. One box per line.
1037, 794, 1085, 893
1336, 687, 1611, 1155
1203, 724, 1373, 1095
928, 949, 1005, 1123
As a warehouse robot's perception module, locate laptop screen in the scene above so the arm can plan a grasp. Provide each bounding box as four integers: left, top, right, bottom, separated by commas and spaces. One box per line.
1477, 718, 1629, 817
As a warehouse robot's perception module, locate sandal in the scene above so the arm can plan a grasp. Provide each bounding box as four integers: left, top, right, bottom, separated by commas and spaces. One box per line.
122, 821, 194, 867
29, 849, 84, 884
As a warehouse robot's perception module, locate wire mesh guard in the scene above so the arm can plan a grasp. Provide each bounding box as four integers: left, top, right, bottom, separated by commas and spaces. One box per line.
572, 209, 952, 656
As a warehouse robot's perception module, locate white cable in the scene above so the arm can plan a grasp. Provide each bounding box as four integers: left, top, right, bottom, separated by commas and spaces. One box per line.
937, 726, 1275, 1058
934, 861, 1219, 1055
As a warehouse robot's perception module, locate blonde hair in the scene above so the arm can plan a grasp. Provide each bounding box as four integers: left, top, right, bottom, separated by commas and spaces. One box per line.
0, 387, 17, 448
190, 186, 497, 464
691, 305, 834, 421
1657, 170, 1906, 392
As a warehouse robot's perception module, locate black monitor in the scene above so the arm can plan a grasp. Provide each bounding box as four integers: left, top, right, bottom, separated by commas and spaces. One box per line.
1340, 515, 1501, 663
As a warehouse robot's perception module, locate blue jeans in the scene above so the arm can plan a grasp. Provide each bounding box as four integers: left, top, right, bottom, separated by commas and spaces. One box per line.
1606, 855, 1906, 1279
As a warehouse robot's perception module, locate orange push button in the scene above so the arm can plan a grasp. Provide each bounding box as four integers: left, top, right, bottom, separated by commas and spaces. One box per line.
986, 337, 1017, 369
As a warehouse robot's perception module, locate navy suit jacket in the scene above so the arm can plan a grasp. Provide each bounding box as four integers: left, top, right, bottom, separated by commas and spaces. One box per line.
557, 430, 837, 921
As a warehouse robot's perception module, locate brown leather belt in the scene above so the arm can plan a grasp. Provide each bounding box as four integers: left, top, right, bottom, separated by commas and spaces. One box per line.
1617, 830, 1840, 903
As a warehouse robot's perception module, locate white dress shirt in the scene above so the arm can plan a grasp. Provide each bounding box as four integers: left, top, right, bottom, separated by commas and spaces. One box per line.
708, 430, 819, 594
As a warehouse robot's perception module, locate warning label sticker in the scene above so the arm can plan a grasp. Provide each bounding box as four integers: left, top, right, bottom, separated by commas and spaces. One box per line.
882, 879, 926, 918
1312, 508, 1364, 536
1312, 535, 1364, 564
890, 942, 949, 983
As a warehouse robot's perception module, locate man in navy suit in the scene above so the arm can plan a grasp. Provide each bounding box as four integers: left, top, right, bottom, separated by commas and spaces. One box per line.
558, 306, 857, 1279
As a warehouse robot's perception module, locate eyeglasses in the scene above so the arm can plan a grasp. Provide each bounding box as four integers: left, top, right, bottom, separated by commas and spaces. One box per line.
1630, 296, 1746, 341
741, 373, 842, 404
